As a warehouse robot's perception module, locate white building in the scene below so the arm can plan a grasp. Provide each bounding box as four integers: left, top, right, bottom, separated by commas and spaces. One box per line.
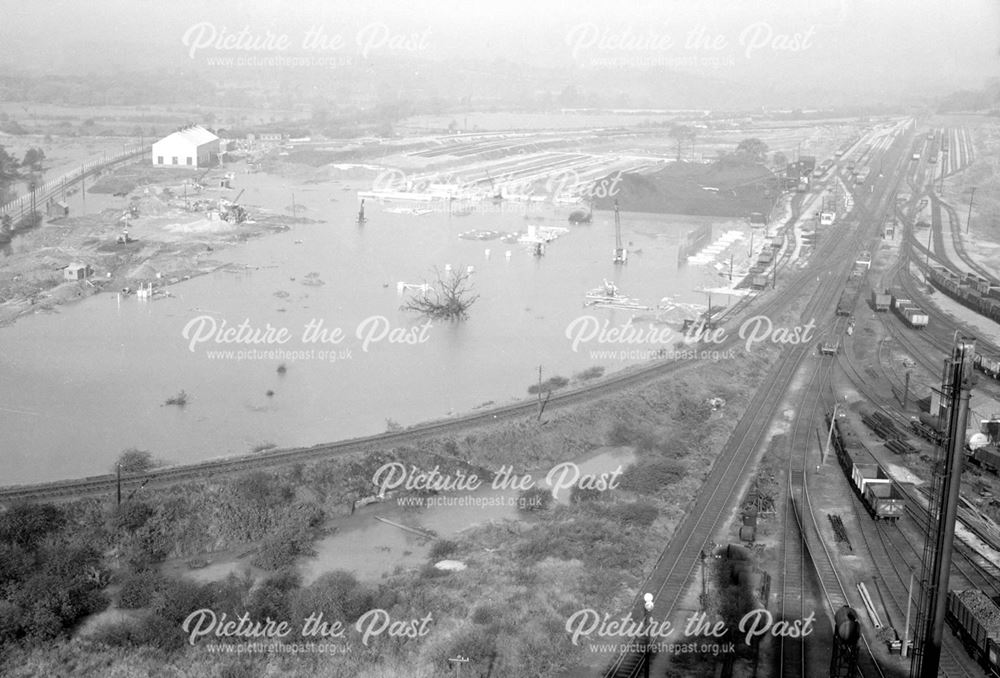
151, 126, 220, 168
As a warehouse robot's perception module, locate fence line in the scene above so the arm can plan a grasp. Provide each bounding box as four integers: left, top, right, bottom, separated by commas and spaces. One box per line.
1, 144, 150, 221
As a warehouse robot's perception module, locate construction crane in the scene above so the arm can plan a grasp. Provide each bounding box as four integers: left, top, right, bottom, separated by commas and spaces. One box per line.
220, 189, 247, 224
613, 200, 627, 264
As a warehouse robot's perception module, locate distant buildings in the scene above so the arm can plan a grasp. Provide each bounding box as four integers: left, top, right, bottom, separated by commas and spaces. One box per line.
151, 125, 220, 168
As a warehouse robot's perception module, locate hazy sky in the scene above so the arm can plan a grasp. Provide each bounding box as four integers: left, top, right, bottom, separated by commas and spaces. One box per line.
1, 0, 997, 99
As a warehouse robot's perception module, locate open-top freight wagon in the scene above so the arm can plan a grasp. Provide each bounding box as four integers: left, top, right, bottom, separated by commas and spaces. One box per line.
946, 590, 1000, 678
828, 411, 906, 521
837, 262, 869, 316
927, 265, 1000, 326
889, 289, 929, 328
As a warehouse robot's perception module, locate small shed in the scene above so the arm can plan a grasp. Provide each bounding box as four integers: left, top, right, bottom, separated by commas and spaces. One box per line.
47, 200, 69, 219
64, 263, 92, 281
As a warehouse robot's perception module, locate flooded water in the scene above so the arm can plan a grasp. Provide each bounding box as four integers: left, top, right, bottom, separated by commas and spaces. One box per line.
0, 168, 745, 484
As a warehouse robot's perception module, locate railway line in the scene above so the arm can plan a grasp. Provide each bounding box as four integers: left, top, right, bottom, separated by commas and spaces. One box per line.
603, 124, 915, 678
843, 476, 974, 678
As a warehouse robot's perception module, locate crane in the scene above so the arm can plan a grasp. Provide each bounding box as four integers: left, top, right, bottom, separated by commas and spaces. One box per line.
612, 200, 627, 264
220, 189, 247, 224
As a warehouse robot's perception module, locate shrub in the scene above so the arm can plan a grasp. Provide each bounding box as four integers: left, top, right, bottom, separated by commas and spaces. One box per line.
610, 501, 659, 529
516, 487, 552, 512
116, 448, 155, 473
527, 375, 570, 394
118, 570, 163, 609
574, 366, 605, 381
471, 605, 499, 625
570, 486, 603, 504
0, 503, 66, 549
620, 458, 686, 495
429, 539, 458, 561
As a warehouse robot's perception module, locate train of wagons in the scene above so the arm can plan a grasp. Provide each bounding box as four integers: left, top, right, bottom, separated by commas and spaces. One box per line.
947, 589, 1000, 678
921, 265, 1000, 382
888, 289, 930, 328
837, 258, 872, 317
926, 264, 1000, 324
827, 410, 905, 520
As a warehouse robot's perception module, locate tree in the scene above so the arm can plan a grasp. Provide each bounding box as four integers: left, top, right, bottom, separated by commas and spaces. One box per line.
402, 267, 479, 320
668, 124, 697, 161
771, 151, 788, 168
735, 138, 769, 163
116, 448, 154, 473
0, 146, 20, 199
21, 148, 44, 171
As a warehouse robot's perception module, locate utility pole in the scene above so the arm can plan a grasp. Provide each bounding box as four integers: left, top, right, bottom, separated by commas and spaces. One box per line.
823, 404, 839, 465
925, 221, 932, 267
903, 573, 914, 658
966, 187, 976, 235
916, 338, 975, 678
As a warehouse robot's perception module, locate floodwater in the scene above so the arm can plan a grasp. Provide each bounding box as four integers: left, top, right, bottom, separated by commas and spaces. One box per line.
0, 168, 748, 484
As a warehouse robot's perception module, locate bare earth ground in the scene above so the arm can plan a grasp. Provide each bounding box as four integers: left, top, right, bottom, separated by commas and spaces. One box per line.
0, 164, 293, 326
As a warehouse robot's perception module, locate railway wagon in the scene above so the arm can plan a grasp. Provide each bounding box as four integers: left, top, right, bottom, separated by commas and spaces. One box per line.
892, 301, 929, 328
975, 353, 1000, 380
947, 590, 1000, 677
973, 445, 1000, 473
871, 290, 891, 312
837, 277, 863, 316
829, 412, 905, 521
928, 265, 1000, 325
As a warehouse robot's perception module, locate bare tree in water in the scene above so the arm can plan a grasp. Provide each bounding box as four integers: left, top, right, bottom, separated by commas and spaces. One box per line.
402, 267, 479, 320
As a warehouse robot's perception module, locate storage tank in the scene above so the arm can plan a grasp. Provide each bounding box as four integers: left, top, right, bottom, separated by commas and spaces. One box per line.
834, 606, 861, 644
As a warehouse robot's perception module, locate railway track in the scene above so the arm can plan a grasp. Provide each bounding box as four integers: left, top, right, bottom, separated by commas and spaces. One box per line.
846, 483, 970, 677
932, 192, 993, 283
782, 340, 842, 678
603, 127, 915, 678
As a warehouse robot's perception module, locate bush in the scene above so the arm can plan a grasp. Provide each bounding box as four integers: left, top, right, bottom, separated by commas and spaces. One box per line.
115, 500, 155, 532
570, 486, 603, 504
620, 458, 686, 495
527, 375, 570, 394
291, 570, 374, 624
574, 366, 605, 381
0, 503, 66, 549
251, 530, 312, 570
471, 605, 499, 625
516, 487, 552, 512
116, 448, 155, 474
610, 501, 659, 529
118, 570, 163, 609
429, 539, 458, 561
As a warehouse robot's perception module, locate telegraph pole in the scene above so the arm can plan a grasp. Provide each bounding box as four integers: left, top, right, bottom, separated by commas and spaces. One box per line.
916, 339, 975, 678
966, 187, 976, 235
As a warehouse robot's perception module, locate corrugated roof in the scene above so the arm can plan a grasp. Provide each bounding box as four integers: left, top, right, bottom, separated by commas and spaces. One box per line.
156, 125, 219, 147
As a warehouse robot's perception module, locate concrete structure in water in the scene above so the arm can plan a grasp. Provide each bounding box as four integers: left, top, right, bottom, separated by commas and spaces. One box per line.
151, 125, 219, 169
